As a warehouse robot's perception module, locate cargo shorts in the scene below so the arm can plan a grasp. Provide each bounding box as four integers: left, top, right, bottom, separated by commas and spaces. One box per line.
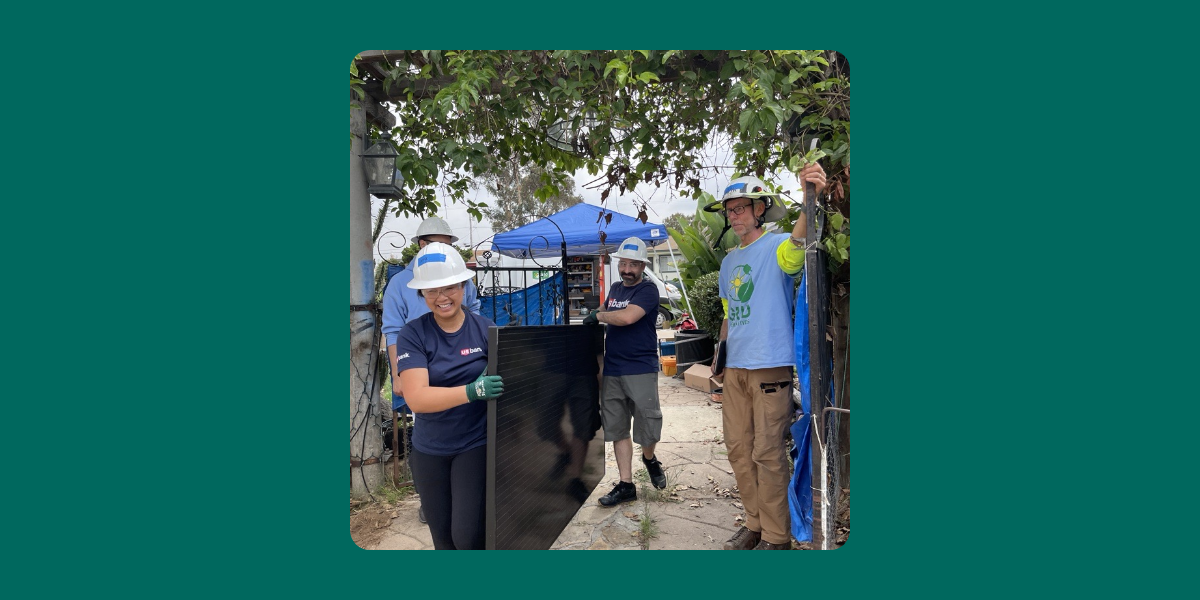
600, 372, 662, 445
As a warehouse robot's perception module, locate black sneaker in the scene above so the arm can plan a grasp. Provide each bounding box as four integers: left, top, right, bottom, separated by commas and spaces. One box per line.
642, 455, 667, 489
418, 506, 427, 524
598, 481, 637, 506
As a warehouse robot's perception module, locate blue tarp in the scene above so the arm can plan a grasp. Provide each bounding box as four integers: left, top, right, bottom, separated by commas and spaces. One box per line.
790, 269, 814, 543
791, 268, 835, 543
480, 273, 564, 326
490, 203, 669, 258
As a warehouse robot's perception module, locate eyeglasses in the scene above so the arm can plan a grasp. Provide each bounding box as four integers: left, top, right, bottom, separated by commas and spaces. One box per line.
617, 261, 643, 269
720, 202, 754, 217
424, 286, 461, 299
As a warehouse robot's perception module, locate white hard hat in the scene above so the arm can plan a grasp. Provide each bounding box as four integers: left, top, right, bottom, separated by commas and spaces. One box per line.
702, 175, 786, 222
415, 216, 459, 244
611, 237, 650, 264
407, 242, 475, 289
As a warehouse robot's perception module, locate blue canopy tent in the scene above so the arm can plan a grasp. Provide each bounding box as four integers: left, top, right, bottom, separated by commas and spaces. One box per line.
490, 203, 669, 258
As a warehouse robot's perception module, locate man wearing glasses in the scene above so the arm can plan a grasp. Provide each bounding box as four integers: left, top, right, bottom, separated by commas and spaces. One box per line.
382, 216, 481, 523
583, 237, 669, 506
702, 164, 827, 550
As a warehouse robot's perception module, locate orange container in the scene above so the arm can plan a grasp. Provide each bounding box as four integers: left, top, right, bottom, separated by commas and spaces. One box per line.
660, 355, 677, 376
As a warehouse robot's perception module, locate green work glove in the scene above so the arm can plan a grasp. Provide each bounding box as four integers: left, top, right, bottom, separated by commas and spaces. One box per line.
466, 368, 505, 402
582, 311, 599, 326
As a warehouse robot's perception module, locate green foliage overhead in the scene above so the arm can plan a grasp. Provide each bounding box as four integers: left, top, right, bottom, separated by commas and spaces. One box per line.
352, 50, 849, 240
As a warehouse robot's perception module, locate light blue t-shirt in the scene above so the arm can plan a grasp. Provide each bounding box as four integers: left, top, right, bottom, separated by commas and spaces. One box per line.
719, 232, 799, 370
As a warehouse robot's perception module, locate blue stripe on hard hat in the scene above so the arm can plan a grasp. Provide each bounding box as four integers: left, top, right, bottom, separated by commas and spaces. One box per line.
417, 253, 447, 266
623, 243, 639, 251
724, 182, 747, 195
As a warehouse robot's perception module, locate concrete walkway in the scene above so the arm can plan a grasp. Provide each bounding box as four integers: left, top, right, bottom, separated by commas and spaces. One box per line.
367, 373, 816, 550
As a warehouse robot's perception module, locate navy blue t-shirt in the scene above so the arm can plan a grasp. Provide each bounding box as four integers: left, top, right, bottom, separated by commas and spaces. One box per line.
394, 311, 496, 456
601, 279, 660, 376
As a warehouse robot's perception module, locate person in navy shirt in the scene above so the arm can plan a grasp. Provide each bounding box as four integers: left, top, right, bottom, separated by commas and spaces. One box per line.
395, 242, 504, 550
381, 217, 480, 524
583, 237, 669, 506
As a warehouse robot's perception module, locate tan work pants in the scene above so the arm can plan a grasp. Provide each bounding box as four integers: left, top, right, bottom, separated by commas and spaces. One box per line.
721, 366, 794, 545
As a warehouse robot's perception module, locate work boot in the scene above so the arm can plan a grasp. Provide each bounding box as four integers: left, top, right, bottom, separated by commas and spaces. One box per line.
598, 481, 637, 507
754, 539, 791, 550
642, 455, 667, 489
723, 526, 761, 550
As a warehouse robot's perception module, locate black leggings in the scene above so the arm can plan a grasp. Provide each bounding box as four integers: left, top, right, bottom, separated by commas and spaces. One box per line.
410, 444, 486, 550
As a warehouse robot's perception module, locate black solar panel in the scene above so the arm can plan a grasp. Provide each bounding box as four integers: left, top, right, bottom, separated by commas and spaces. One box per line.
486, 325, 605, 550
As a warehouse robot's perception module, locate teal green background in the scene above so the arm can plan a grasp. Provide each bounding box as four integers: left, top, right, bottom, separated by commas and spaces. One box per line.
10, 7, 1183, 595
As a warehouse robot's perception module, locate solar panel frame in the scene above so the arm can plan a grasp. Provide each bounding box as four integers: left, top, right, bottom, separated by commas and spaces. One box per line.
486, 325, 605, 550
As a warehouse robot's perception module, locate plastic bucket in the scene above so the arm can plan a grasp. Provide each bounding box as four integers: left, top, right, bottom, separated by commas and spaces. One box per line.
660, 355, 677, 376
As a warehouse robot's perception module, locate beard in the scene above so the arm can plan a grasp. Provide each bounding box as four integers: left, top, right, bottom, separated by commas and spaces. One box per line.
620, 272, 639, 283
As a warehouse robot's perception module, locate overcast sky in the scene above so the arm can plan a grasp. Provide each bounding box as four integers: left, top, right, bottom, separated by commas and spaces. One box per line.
371, 144, 802, 263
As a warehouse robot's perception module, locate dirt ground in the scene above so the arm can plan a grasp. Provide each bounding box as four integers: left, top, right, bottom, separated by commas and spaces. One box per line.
350, 498, 404, 549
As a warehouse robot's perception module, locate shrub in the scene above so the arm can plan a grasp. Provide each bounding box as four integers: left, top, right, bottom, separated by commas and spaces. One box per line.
689, 271, 724, 339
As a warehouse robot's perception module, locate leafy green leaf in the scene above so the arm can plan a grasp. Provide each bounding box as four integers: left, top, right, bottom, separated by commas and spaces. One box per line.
829, 212, 844, 231
604, 59, 622, 79
739, 109, 754, 133
760, 109, 777, 132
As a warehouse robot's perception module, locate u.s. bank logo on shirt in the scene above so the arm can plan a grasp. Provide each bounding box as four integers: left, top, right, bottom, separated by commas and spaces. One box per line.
607, 298, 630, 310
460, 347, 483, 356
397, 352, 411, 361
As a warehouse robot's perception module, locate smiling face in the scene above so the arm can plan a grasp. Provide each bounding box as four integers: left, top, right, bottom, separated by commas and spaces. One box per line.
420, 282, 464, 318
618, 259, 646, 286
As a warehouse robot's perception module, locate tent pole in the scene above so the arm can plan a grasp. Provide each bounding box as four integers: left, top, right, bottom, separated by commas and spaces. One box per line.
560, 241, 568, 324
664, 240, 693, 316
